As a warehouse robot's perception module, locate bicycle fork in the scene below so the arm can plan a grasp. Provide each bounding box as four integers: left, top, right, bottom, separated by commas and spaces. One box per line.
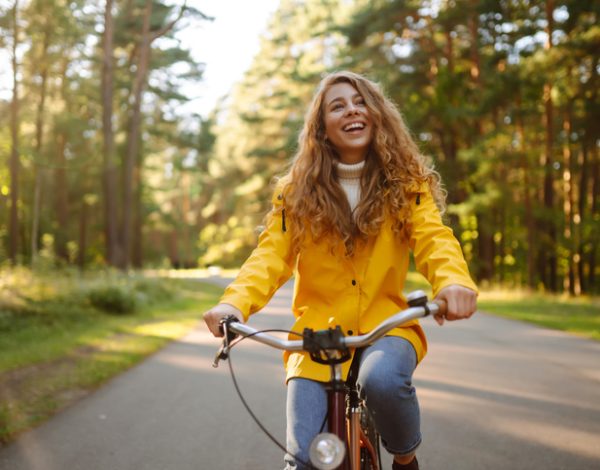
348, 406, 361, 469
328, 384, 374, 470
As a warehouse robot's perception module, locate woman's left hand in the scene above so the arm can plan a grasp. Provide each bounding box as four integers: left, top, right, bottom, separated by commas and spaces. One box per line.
433, 285, 478, 326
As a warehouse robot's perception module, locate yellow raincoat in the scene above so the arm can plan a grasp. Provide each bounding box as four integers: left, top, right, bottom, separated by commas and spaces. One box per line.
220, 182, 477, 383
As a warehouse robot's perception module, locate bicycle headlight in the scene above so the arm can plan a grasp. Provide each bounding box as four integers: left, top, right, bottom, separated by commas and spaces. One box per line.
308, 432, 345, 470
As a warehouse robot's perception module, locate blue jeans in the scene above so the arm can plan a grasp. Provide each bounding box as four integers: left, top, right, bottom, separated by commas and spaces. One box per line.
284, 336, 421, 469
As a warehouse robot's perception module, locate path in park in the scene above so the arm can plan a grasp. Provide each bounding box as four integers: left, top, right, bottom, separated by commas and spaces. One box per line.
1, 276, 599, 469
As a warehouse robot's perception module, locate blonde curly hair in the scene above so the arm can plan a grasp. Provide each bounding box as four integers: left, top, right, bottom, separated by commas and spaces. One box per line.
278, 71, 445, 256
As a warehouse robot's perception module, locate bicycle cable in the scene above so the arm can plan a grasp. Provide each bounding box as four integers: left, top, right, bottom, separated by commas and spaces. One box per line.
224, 326, 336, 470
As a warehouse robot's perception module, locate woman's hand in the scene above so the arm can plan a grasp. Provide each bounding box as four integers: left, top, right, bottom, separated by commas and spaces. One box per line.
433, 285, 477, 326
203, 303, 245, 337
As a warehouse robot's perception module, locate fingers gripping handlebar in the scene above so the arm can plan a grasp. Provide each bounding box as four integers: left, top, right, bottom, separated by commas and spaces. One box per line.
406, 289, 447, 316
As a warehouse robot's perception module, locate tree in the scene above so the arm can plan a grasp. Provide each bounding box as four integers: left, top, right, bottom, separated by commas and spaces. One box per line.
7, 0, 22, 264
102, 0, 120, 267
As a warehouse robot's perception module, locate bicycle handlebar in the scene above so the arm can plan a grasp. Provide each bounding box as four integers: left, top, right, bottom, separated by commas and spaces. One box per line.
212, 293, 446, 368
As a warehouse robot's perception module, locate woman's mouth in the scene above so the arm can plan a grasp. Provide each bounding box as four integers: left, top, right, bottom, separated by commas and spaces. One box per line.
343, 122, 366, 133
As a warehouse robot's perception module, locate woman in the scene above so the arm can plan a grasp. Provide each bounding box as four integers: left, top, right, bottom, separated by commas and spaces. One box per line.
204, 71, 478, 470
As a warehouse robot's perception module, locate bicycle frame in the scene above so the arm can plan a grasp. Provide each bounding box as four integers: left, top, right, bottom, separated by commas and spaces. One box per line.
328, 364, 349, 468
326, 361, 378, 470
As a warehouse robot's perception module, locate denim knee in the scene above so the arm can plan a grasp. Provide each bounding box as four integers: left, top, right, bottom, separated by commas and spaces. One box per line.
357, 360, 415, 402
356, 336, 421, 455
357, 336, 417, 399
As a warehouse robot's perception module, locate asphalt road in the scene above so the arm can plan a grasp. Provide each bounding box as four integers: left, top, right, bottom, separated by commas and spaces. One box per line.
1, 276, 599, 469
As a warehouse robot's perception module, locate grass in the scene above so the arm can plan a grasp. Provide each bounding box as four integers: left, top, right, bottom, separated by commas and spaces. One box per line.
0, 268, 222, 444
478, 289, 600, 341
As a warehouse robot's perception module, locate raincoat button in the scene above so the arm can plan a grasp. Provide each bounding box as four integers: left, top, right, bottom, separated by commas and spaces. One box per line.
351, 279, 356, 286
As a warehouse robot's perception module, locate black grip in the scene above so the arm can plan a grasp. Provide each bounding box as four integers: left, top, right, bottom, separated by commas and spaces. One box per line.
218, 315, 241, 341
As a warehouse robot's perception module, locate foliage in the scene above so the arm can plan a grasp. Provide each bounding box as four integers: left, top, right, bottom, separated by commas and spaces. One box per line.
0, 1, 598, 294
202, 0, 599, 294
0, 0, 211, 269
0, 267, 221, 373
87, 285, 137, 314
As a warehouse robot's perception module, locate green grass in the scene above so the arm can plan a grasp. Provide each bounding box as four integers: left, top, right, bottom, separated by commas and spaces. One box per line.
0, 269, 222, 444
478, 289, 600, 341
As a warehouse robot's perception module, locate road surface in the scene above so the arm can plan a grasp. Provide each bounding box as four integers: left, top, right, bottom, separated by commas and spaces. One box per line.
1, 276, 599, 469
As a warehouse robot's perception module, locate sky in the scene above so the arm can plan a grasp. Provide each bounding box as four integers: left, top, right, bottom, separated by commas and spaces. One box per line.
179, 0, 281, 117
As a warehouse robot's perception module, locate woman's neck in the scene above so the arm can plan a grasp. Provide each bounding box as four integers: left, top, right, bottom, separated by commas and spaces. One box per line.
338, 149, 367, 165
335, 160, 364, 213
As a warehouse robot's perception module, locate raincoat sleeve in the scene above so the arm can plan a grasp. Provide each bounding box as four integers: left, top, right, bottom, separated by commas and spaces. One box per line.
219, 186, 295, 320
409, 184, 478, 297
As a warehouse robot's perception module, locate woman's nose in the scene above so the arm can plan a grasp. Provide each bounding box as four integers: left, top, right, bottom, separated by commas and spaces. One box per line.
345, 103, 359, 115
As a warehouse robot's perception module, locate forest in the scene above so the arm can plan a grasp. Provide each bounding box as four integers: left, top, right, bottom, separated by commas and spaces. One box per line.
1, 0, 599, 295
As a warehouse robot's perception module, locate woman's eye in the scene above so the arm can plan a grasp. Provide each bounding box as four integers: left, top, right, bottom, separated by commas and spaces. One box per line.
331, 104, 343, 111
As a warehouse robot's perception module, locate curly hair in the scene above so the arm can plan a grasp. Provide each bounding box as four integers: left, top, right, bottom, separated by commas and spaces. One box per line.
278, 71, 445, 256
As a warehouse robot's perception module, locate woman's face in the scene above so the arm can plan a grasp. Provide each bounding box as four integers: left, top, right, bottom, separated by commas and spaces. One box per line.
323, 82, 373, 164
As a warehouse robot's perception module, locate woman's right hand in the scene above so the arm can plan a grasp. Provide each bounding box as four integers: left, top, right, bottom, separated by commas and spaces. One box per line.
203, 303, 245, 337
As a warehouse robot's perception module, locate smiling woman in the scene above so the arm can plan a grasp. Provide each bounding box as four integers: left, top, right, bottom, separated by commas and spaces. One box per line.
203, 71, 478, 469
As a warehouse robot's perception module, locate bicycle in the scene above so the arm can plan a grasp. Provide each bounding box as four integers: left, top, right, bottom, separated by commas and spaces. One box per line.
212, 290, 446, 470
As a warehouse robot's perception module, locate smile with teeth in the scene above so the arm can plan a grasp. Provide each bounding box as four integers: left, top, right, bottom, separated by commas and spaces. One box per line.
343, 122, 366, 132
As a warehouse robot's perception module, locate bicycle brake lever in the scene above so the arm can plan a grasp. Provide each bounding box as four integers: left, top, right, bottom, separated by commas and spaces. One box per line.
211, 315, 240, 368
212, 342, 229, 368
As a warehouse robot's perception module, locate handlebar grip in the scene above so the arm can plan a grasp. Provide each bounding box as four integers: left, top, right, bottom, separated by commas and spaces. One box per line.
433, 299, 447, 317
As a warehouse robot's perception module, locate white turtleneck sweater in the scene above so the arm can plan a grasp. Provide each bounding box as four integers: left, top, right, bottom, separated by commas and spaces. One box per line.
336, 160, 365, 213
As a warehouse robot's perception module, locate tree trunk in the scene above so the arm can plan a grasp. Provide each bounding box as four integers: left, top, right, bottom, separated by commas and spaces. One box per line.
468, 3, 481, 86
53, 57, 71, 263
577, 140, 589, 293
182, 172, 192, 267
169, 228, 179, 268
31, 27, 51, 266
588, 145, 599, 291
121, 0, 186, 269
55, 132, 69, 261
133, 165, 143, 268
78, 198, 88, 270
562, 106, 580, 295
8, 0, 21, 264
516, 97, 536, 288
102, 0, 121, 267
122, 0, 153, 269
476, 213, 494, 283
540, 0, 557, 291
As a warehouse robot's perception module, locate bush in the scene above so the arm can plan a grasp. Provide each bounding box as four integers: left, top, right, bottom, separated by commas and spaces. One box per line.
87, 285, 137, 315
133, 279, 174, 303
